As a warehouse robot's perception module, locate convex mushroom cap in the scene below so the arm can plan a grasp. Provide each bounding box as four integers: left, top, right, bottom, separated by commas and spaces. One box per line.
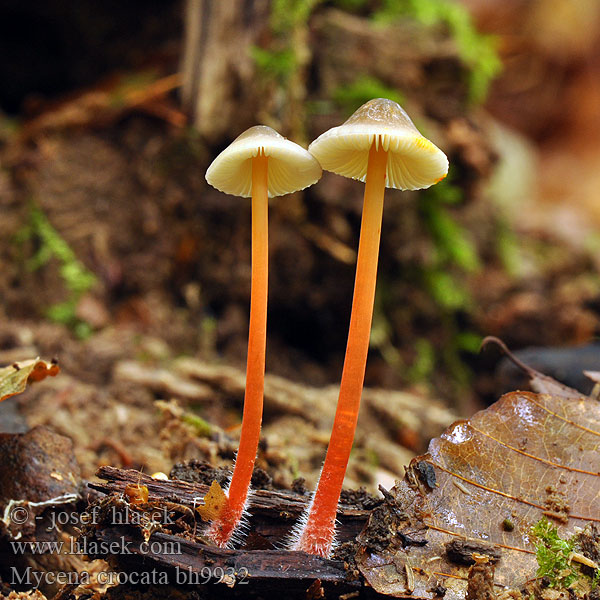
308, 98, 448, 191
206, 125, 322, 198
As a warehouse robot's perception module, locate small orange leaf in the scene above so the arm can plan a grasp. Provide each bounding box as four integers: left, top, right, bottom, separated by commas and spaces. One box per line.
196, 480, 227, 522
124, 483, 149, 505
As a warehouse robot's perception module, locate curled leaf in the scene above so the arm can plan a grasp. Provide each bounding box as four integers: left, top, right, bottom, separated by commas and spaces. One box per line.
0, 358, 60, 402
481, 336, 583, 398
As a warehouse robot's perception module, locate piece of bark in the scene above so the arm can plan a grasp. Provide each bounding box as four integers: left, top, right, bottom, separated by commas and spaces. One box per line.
92, 526, 357, 592
82, 467, 371, 595
89, 466, 371, 547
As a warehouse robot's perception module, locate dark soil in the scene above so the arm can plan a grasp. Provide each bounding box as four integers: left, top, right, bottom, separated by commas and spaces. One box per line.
169, 460, 230, 488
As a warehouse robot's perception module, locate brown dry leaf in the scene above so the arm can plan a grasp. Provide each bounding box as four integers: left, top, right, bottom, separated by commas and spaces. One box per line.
196, 479, 227, 522
357, 382, 600, 598
0, 358, 60, 402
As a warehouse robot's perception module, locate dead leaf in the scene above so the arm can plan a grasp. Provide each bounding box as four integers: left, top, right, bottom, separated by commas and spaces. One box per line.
0, 358, 60, 402
357, 377, 599, 598
196, 479, 227, 522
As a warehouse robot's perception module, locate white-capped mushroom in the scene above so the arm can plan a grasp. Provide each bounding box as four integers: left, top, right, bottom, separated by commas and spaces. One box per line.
308, 98, 448, 190
291, 98, 447, 558
205, 126, 321, 548
206, 125, 323, 197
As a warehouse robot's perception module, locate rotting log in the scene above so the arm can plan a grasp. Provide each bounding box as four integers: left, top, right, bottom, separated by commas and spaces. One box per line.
83, 467, 372, 594
89, 466, 371, 546
92, 527, 357, 593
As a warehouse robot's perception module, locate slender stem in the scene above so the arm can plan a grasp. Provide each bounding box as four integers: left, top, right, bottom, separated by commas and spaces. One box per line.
209, 151, 269, 547
295, 141, 388, 557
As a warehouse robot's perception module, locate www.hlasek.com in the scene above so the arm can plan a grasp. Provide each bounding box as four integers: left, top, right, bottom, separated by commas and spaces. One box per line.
10, 566, 249, 587
11, 536, 181, 557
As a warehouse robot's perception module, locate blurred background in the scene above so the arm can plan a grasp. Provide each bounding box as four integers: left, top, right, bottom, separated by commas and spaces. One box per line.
0, 0, 599, 480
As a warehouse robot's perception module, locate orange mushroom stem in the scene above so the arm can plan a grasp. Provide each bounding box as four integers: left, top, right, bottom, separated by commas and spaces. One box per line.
208, 152, 269, 547
293, 141, 388, 557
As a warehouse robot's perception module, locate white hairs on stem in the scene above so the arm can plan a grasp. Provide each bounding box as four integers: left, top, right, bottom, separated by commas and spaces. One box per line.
284, 467, 339, 558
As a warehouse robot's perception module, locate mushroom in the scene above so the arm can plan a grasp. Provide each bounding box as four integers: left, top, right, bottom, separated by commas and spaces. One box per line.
205, 125, 322, 547
291, 98, 448, 557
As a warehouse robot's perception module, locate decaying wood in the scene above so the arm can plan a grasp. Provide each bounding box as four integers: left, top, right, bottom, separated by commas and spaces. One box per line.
84, 467, 370, 594
180, 0, 270, 142
92, 466, 370, 520
90, 466, 371, 545
93, 527, 356, 592
312, 8, 468, 121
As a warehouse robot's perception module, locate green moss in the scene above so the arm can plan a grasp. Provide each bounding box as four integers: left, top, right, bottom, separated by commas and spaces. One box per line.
181, 412, 214, 438
531, 519, 579, 588
412, 176, 483, 389
364, 447, 380, 467
251, 46, 296, 84
373, 0, 501, 103
407, 338, 435, 382
270, 0, 322, 35
252, 0, 323, 86
454, 330, 482, 354
16, 204, 96, 336
496, 218, 523, 277
585, 232, 600, 257
371, 177, 482, 390
370, 296, 404, 370
422, 269, 468, 311
419, 176, 481, 307
531, 518, 600, 590
422, 207, 481, 274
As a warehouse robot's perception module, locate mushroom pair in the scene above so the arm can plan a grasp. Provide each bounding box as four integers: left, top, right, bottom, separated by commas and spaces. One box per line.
205, 99, 448, 555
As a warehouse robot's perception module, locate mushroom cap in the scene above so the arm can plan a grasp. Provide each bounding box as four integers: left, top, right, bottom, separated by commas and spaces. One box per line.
205, 125, 322, 198
308, 98, 448, 191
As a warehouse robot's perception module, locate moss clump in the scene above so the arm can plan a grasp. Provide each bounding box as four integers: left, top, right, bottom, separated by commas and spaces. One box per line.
251, 0, 323, 87
373, 0, 501, 103
15, 204, 96, 337
531, 519, 600, 591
